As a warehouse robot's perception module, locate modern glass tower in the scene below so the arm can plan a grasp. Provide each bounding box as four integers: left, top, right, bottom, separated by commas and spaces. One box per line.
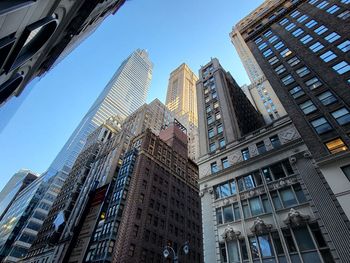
49, 49, 153, 171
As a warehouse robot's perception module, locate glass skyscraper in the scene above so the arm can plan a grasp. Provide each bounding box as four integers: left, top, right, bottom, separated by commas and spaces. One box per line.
50, 49, 153, 171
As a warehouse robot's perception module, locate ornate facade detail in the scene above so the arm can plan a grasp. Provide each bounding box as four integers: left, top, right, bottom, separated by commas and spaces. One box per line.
208, 188, 214, 195
222, 225, 241, 241
289, 156, 297, 164
279, 127, 299, 144
230, 151, 243, 165
303, 151, 312, 159
250, 217, 273, 235
283, 208, 310, 227
199, 191, 204, 197
249, 144, 259, 157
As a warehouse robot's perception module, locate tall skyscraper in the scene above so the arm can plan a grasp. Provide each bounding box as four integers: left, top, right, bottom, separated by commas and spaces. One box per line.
232, 0, 350, 261
230, 25, 287, 123
166, 63, 200, 160
196, 58, 346, 263
0, 170, 38, 220
196, 58, 265, 159
50, 49, 153, 172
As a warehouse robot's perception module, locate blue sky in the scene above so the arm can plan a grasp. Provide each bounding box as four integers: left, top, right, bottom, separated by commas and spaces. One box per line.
0, 0, 263, 190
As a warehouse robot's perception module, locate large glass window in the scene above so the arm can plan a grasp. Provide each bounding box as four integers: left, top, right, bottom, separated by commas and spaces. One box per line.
258, 42, 268, 50
250, 197, 264, 216
279, 18, 289, 25
314, 25, 328, 35
270, 135, 281, 148
325, 32, 341, 43
289, 86, 305, 98
309, 42, 324, 52
210, 143, 216, 152
256, 141, 266, 154
268, 56, 279, 65
333, 61, 350, 75
317, 91, 337, 105
286, 23, 296, 31
287, 56, 300, 66
292, 28, 304, 37
320, 50, 337, 62
263, 49, 273, 57
280, 188, 298, 207
305, 19, 317, 28
241, 148, 250, 160
331, 107, 350, 125
294, 227, 316, 251
222, 157, 230, 169
223, 205, 234, 223
280, 48, 292, 57
337, 40, 350, 52
326, 4, 340, 14
282, 75, 295, 85
338, 10, 350, 19
316, 1, 329, 9
211, 162, 218, 173
325, 138, 348, 154
297, 14, 309, 23
299, 100, 317, 115
208, 128, 215, 138
300, 34, 313, 44
296, 66, 311, 77
217, 124, 223, 133
227, 241, 240, 263
258, 235, 274, 258
311, 117, 333, 134
275, 64, 286, 74
305, 77, 322, 89
269, 35, 279, 43
274, 41, 285, 50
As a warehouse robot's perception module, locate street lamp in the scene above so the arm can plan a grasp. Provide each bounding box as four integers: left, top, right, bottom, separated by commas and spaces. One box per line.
163, 241, 190, 263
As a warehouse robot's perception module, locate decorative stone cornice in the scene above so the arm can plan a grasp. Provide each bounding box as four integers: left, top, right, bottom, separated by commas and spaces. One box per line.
250, 217, 273, 235
222, 225, 241, 241
283, 208, 310, 227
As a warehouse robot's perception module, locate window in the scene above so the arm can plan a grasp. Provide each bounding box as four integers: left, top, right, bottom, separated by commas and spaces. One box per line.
320, 50, 337, 62
223, 205, 234, 222
275, 64, 286, 74
270, 135, 281, 148
217, 124, 223, 133
212, 92, 217, 99
325, 32, 341, 43
219, 138, 226, 148
280, 188, 298, 207
215, 112, 221, 120
314, 25, 328, 35
274, 41, 284, 50
287, 56, 300, 66
337, 40, 350, 52
341, 0, 350, 3
309, 0, 318, 4
309, 42, 324, 52
316, 1, 329, 9
250, 197, 264, 216
280, 48, 292, 57
331, 107, 350, 125
282, 75, 295, 85
241, 148, 250, 160
263, 49, 273, 57
269, 35, 279, 43
296, 66, 311, 77
290, 86, 305, 98
317, 91, 337, 105
285, 23, 296, 31
264, 30, 272, 37
268, 56, 279, 65
326, 138, 348, 154
305, 77, 322, 89
279, 18, 289, 25
300, 34, 313, 44
210, 143, 216, 152
333, 61, 350, 74
326, 4, 340, 14
290, 10, 301, 17
297, 14, 309, 23
256, 141, 266, 154
222, 157, 230, 169
208, 128, 215, 138
214, 101, 219, 108
255, 37, 263, 44
299, 100, 317, 114
258, 42, 268, 50
305, 19, 317, 28
211, 162, 218, 173
206, 105, 211, 113
338, 10, 350, 19
292, 28, 304, 37
311, 117, 333, 134
207, 115, 213, 125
